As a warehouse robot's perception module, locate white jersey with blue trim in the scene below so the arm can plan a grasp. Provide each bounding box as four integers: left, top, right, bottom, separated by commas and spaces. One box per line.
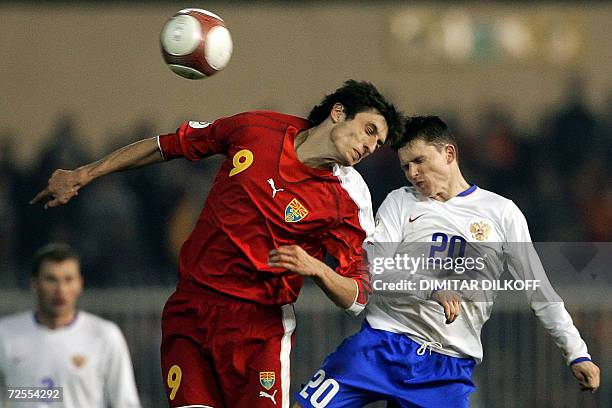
0, 311, 141, 408
365, 185, 590, 364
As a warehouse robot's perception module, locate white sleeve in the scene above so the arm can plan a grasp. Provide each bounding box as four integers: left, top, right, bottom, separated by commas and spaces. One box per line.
103, 324, 141, 408
502, 201, 590, 365
366, 190, 405, 275
368, 190, 405, 248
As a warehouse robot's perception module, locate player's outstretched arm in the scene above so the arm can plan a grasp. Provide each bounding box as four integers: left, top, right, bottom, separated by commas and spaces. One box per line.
30, 137, 163, 209
268, 245, 357, 309
570, 360, 600, 393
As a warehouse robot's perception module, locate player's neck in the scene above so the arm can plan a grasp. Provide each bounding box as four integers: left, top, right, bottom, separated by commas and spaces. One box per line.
35, 309, 77, 330
294, 128, 337, 169
432, 172, 470, 202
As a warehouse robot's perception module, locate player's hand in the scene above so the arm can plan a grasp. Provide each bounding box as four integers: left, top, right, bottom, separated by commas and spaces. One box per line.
268, 245, 325, 277
30, 169, 87, 209
431, 290, 461, 324
570, 361, 600, 393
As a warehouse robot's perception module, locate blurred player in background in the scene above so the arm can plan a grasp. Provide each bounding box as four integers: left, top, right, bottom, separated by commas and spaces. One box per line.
30, 80, 404, 407
0, 243, 141, 407
295, 116, 600, 407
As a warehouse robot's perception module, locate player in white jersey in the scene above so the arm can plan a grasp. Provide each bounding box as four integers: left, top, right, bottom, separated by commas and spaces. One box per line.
0, 243, 141, 408
295, 116, 600, 407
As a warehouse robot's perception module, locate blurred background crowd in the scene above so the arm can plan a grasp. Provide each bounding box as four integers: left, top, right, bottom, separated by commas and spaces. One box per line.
1, 75, 610, 288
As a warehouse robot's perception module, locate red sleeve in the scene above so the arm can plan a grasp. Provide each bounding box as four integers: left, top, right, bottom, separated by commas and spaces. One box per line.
321, 216, 372, 313
157, 119, 231, 161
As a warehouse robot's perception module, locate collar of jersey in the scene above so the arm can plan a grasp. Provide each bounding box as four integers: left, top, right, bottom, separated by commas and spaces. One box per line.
456, 184, 478, 197
424, 184, 478, 203
33, 311, 80, 330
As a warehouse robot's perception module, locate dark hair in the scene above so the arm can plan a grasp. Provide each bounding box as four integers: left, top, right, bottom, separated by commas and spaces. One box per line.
31, 242, 80, 277
307, 79, 404, 145
391, 115, 457, 152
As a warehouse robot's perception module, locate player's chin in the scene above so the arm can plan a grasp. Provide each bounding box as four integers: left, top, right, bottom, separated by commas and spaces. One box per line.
340, 154, 355, 167
50, 302, 73, 315
342, 149, 361, 166
51, 306, 69, 315
414, 183, 430, 195
350, 155, 365, 167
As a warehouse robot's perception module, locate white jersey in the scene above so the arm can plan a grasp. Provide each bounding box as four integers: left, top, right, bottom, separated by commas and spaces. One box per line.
365, 185, 590, 364
0, 311, 141, 408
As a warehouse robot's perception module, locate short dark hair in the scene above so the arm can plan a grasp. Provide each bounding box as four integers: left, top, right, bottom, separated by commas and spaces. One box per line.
391, 115, 457, 152
307, 80, 404, 145
31, 243, 80, 277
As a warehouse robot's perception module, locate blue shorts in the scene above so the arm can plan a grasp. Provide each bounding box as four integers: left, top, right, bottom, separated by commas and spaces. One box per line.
295, 322, 476, 408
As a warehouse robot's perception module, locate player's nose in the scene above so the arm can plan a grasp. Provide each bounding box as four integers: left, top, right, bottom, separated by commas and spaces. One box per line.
363, 139, 376, 155
407, 164, 419, 180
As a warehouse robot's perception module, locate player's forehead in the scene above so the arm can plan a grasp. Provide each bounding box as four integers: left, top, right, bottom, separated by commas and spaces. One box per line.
39, 259, 80, 278
353, 110, 388, 133
397, 139, 438, 162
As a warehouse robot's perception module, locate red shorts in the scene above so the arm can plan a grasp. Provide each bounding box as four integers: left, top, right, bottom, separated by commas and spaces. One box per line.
161, 282, 296, 408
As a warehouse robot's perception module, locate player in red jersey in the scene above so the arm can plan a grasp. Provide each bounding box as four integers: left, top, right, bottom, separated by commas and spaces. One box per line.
31, 80, 403, 407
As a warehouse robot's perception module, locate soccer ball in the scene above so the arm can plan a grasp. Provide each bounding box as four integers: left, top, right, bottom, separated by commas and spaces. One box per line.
160, 8, 233, 79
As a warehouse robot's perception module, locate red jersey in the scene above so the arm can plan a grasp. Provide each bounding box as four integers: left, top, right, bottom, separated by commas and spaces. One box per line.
158, 111, 373, 310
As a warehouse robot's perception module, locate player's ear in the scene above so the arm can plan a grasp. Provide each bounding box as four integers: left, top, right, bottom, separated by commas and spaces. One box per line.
445, 144, 457, 164
330, 103, 346, 123
75, 267, 84, 295
77, 272, 84, 292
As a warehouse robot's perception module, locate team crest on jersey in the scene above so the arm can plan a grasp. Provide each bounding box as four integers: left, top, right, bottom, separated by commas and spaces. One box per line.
259, 371, 276, 390
285, 198, 308, 222
470, 221, 492, 241
71, 354, 87, 368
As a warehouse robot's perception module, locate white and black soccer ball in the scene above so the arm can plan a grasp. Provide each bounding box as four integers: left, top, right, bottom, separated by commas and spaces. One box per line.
160, 8, 233, 79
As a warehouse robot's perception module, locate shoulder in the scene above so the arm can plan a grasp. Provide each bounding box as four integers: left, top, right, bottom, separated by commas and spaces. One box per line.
480, 187, 524, 212
223, 110, 309, 129
0, 312, 33, 337
382, 186, 420, 208
333, 166, 372, 203
473, 187, 512, 207
334, 165, 367, 184
332, 166, 375, 234
469, 188, 526, 232
391, 185, 418, 201
77, 312, 125, 344
468, 187, 518, 216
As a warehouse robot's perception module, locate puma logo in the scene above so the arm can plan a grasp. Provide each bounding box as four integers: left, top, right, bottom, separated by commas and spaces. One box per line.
267, 179, 284, 198
259, 389, 277, 405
